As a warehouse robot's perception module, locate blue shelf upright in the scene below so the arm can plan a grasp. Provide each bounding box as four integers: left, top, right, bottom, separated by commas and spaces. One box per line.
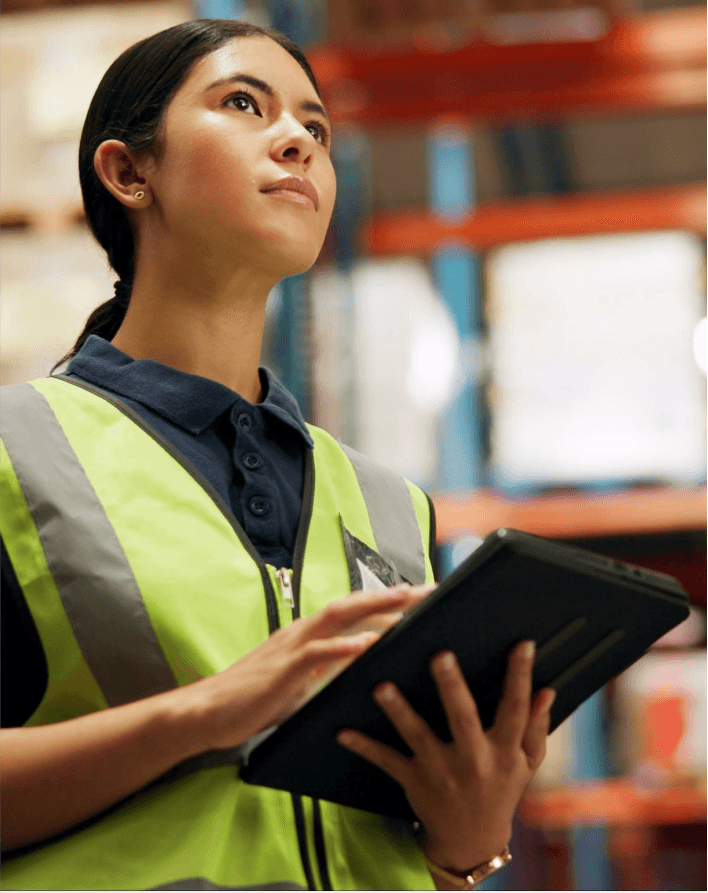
329, 125, 371, 448
193, 0, 246, 18
428, 124, 484, 495
428, 124, 485, 579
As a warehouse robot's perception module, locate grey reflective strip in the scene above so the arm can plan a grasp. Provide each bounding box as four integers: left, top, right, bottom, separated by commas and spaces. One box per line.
339, 443, 426, 584
152, 880, 306, 891
1, 383, 178, 706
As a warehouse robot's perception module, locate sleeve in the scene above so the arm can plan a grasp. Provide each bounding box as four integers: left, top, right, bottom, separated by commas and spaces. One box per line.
1, 536, 48, 726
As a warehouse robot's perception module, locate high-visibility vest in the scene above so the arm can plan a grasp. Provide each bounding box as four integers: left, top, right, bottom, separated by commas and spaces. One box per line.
0, 376, 436, 891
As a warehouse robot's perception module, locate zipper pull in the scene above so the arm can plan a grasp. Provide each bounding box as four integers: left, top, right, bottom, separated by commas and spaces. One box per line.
276, 567, 295, 608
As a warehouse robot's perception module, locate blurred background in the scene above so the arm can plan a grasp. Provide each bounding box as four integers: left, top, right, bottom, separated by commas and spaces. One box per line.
1, 0, 705, 888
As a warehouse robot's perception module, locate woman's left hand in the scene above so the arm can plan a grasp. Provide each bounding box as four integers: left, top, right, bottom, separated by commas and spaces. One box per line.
336, 640, 555, 874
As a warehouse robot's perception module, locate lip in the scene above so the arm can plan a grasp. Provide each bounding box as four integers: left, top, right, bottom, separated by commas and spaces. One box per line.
262, 176, 318, 211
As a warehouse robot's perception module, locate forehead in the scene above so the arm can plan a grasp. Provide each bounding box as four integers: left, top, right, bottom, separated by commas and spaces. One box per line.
179, 36, 317, 101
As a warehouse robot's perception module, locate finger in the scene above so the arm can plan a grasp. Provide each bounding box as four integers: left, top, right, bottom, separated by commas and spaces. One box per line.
305, 588, 429, 638
429, 651, 485, 753
344, 610, 406, 637
312, 584, 435, 649
522, 688, 556, 771
350, 583, 435, 603
336, 727, 413, 789
490, 640, 535, 748
361, 585, 435, 627
342, 592, 431, 636
371, 683, 445, 766
265, 633, 378, 726
296, 631, 381, 670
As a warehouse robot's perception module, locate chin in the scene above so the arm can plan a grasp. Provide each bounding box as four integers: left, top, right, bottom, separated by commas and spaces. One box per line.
263, 241, 324, 280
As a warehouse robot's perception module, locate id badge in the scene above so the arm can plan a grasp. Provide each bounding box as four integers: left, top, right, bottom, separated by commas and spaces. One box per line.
339, 515, 408, 592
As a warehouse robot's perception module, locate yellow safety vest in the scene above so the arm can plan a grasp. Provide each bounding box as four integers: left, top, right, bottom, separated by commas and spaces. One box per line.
0, 376, 436, 891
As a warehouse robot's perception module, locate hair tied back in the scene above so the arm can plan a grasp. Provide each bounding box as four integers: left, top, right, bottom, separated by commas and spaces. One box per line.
113, 279, 133, 304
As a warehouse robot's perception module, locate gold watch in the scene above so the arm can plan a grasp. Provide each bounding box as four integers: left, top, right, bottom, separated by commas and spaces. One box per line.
423, 847, 512, 890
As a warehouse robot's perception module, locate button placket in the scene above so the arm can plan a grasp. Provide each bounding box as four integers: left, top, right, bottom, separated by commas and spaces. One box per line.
248, 496, 270, 516
243, 452, 262, 470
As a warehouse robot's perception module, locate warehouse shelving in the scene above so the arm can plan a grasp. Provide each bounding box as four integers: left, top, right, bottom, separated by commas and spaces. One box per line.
362, 182, 707, 253
2, 7, 705, 878
307, 8, 707, 889
432, 485, 707, 543
520, 778, 707, 828
305, 5, 707, 557
309, 8, 706, 123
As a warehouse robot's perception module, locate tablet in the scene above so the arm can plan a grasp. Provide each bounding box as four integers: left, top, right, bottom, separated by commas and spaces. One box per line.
239, 528, 690, 820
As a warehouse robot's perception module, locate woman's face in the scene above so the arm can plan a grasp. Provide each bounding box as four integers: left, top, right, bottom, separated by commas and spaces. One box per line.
140, 36, 337, 282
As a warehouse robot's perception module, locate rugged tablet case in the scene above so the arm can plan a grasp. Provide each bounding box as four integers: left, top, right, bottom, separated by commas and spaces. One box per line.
240, 528, 690, 820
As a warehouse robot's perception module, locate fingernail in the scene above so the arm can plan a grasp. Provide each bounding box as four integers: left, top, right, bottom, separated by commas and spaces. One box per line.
522, 640, 536, 660
545, 689, 557, 711
375, 683, 396, 702
436, 651, 456, 671
337, 730, 355, 745
388, 585, 411, 596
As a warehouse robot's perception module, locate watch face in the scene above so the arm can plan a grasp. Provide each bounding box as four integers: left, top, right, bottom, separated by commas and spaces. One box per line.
469, 848, 512, 888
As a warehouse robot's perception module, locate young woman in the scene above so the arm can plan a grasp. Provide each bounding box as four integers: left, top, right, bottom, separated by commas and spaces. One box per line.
0, 19, 555, 891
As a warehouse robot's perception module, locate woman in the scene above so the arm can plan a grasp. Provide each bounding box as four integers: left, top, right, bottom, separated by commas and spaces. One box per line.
0, 19, 556, 891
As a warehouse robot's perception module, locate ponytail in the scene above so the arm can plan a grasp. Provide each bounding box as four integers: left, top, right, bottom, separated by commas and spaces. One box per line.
51, 280, 132, 373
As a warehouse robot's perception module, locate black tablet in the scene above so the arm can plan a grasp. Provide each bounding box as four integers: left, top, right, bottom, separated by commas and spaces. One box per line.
239, 528, 690, 820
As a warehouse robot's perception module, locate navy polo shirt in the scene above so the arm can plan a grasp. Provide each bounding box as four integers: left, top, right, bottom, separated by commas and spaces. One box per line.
66, 335, 314, 569
1, 334, 314, 726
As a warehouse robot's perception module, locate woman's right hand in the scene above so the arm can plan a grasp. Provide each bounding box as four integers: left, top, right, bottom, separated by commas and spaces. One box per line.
190, 584, 435, 754
1, 583, 434, 853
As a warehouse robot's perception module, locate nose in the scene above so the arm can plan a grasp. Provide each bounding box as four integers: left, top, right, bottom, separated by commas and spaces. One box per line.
270, 114, 315, 171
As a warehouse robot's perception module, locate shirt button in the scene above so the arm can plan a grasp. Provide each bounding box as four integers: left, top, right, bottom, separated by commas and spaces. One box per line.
237, 413, 252, 431
249, 496, 270, 516
243, 452, 262, 470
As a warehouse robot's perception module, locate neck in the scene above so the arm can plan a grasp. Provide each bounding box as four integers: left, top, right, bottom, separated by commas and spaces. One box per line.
111, 260, 276, 404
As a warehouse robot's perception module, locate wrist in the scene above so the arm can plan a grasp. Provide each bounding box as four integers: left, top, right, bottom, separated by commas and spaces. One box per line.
422, 845, 512, 890
157, 678, 218, 759
417, 824, 511, 876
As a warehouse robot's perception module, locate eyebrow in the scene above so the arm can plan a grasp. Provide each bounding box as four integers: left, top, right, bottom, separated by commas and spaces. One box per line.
205, 73, 330, 123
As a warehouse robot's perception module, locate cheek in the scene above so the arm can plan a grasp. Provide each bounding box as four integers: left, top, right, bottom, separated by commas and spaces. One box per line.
321, 167, 337, 219
173, 127, 251, 192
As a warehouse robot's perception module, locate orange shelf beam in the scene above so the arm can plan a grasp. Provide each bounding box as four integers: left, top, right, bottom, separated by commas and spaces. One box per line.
362, 183, 707, 255
0, 203, 86, 235
310, 9, 706, 123
431, 486, 707, 543
520, 778, 707, 828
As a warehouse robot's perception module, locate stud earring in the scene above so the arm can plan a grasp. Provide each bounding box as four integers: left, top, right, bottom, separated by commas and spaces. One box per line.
134, 190, 145, 200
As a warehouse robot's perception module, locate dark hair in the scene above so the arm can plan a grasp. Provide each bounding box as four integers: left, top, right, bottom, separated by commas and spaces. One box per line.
53, 18, 321, 371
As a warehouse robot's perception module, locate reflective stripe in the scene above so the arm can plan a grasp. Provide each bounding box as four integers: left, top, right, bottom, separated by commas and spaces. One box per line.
152, 880, 306, 890
0, 383, 178, 706
340, 443, 426, 585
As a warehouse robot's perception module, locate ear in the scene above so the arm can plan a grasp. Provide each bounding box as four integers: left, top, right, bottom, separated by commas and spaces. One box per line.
93, 140, 152, 208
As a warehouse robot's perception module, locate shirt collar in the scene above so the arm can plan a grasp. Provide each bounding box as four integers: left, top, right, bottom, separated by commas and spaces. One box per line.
64, 335, 313, 447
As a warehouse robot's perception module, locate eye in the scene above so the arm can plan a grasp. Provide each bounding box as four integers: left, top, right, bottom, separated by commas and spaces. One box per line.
225, 91, 261, 115
306, 121, 331, 147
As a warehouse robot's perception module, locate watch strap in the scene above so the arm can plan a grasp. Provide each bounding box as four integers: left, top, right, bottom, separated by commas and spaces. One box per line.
424, 846, 512, 890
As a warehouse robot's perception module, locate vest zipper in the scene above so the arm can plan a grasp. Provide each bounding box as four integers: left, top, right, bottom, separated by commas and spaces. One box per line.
290, 452, 331, 890
276, 567, 295, 609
